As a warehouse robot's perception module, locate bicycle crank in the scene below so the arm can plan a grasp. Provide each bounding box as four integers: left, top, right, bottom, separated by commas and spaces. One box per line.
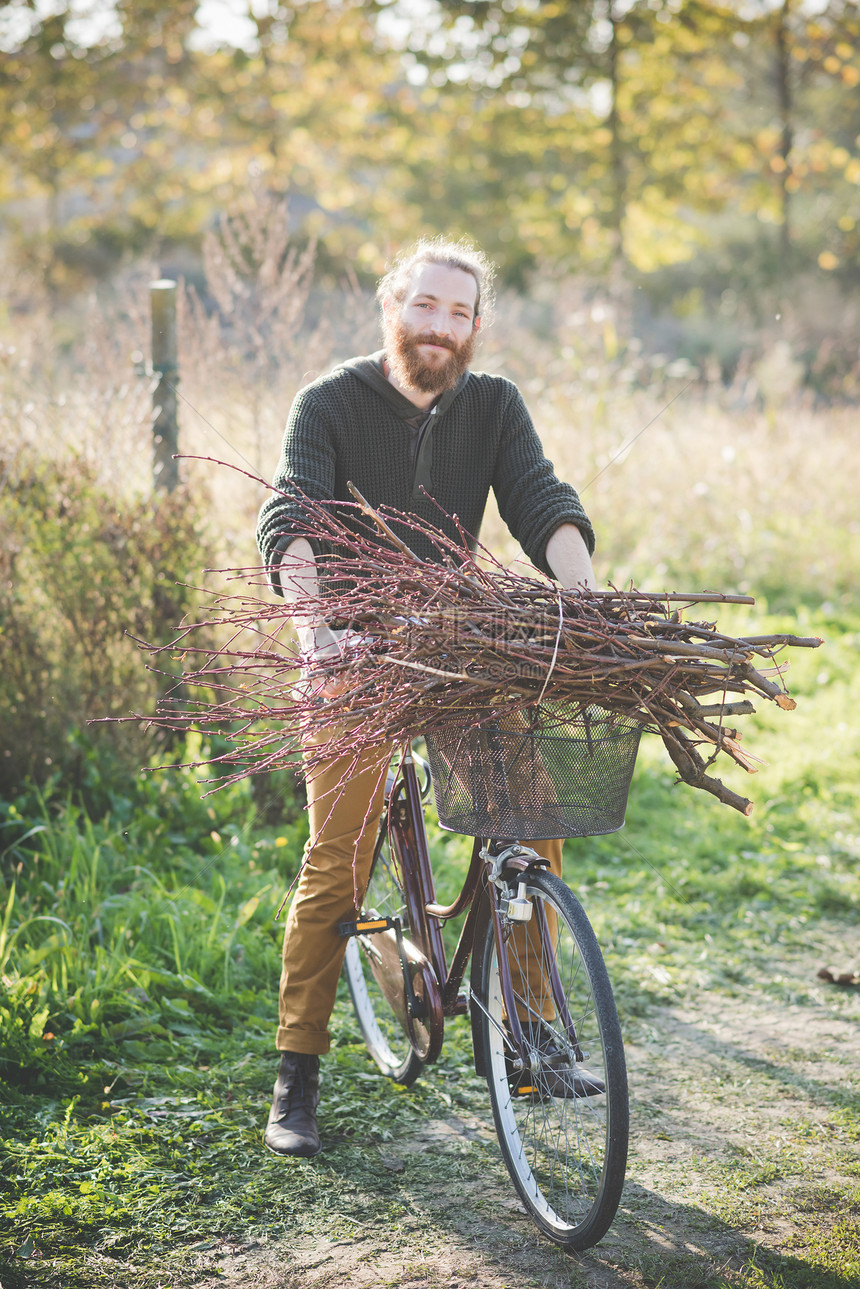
338, 915, 444, 1063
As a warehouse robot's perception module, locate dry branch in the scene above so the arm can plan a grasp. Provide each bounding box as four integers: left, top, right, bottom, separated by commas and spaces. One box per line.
140, 488, 822, 817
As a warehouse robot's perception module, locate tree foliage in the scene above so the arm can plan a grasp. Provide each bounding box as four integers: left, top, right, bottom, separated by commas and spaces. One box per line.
0, 0, 858, 288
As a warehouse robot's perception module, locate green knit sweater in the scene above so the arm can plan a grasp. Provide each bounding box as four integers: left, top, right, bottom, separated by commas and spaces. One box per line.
256, 352, 594, 591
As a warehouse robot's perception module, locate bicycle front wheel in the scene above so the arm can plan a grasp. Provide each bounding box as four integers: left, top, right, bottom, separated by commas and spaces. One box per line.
476, 869, 628, 1250
342, 830, 425, 1087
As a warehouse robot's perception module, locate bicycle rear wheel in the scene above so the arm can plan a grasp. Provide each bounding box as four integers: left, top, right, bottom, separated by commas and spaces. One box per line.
343, 830, 425, 1087
476, 869, 628, 1250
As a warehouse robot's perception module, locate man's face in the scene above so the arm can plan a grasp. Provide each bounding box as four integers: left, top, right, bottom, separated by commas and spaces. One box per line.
383, 262, 481, 395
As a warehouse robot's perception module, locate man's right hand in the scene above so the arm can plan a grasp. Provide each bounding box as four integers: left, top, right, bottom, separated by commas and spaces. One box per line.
296, 624, 367, 698
296, 622, 347, 666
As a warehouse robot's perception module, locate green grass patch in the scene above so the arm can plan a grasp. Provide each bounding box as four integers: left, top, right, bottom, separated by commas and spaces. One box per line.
1, 610, 859, 1287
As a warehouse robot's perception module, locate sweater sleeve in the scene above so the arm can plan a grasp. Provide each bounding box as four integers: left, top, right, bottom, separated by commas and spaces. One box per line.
491, 384, 595, 578
255, 385, 338, 595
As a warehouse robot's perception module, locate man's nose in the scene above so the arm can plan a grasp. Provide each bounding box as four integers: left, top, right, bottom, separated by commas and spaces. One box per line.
430, 316, 454, 338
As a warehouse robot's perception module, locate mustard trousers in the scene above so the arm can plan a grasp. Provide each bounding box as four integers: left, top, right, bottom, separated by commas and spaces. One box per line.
276, 740, 564, 1055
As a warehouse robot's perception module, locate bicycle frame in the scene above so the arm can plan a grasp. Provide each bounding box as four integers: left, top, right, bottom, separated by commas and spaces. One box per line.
380, 745, 566, 1075
387, 750, 484, 1019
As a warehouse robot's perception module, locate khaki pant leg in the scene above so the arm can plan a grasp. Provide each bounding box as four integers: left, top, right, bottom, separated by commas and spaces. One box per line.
508, 837, 563, 1023
276, 738, 391, 1055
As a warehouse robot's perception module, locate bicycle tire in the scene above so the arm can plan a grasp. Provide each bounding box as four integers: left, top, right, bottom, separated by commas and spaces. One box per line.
476, 869, 628, 1250
342, 830, 425, 1087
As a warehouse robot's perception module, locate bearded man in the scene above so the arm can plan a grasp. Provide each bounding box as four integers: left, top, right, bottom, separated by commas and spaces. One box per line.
256, 238, 597, 1157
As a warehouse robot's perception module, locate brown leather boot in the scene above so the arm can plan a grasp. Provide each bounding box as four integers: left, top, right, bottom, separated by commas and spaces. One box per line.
264, 1051, 321, 1157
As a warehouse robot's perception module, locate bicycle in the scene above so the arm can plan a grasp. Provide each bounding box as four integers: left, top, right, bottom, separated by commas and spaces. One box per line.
338, 702, 641, 1251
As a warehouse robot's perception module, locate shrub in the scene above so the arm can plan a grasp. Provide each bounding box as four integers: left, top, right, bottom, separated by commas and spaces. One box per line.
0, 453, 209, 799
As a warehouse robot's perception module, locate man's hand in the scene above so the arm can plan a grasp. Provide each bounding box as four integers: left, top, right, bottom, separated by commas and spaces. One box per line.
296, 622, 346, 665
296, 624, 367, 699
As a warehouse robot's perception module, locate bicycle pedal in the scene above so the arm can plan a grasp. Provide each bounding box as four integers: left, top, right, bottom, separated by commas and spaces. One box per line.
337, 916, 397, 939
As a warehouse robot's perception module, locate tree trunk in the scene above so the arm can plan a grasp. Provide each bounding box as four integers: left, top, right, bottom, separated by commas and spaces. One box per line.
774, 0, 794, 259
606, 4, 626, 268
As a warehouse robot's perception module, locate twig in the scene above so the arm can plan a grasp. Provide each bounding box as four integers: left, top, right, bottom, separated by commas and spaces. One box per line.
124, 486, 823, 817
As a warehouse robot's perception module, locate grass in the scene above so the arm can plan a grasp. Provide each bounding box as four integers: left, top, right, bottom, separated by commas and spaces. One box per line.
1, 610, 858, 1287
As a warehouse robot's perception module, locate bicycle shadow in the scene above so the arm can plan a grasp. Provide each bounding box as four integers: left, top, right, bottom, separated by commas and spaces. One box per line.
597, 1179, 855, 1289
318, 983, 860, 1289
366, 1114, 854, 1289
282, 1123, 854, 1289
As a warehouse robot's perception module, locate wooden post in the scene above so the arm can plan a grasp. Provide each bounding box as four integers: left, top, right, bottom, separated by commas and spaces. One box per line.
150, 278, 179, 492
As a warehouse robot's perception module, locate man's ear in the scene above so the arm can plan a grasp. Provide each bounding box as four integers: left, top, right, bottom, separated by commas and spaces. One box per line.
474, 314, 482, 332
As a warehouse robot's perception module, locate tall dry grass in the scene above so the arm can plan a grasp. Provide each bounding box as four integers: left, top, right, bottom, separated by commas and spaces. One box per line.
475, 287, 858, 613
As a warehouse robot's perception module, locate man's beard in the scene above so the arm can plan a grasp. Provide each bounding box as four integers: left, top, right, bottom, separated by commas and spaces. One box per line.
383, 313, 477, 395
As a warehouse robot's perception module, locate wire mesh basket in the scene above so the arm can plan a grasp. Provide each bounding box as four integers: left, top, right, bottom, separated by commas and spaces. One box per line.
424, 703, 643, 840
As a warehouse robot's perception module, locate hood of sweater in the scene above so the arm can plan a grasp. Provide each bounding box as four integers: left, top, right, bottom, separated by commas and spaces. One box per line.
337, 351, 470, 419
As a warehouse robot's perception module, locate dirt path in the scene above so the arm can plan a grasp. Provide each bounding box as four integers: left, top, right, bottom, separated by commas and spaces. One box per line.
191, 943, 860, 1289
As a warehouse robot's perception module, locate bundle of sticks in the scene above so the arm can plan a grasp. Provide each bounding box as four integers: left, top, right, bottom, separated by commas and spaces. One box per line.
148, 485, 822, 816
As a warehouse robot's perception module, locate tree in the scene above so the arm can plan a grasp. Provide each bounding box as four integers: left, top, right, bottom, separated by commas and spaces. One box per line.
0, 0, 205, 282
722, 0, 860, 275
376, 0, 754, 274
0, 1, 414, 284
